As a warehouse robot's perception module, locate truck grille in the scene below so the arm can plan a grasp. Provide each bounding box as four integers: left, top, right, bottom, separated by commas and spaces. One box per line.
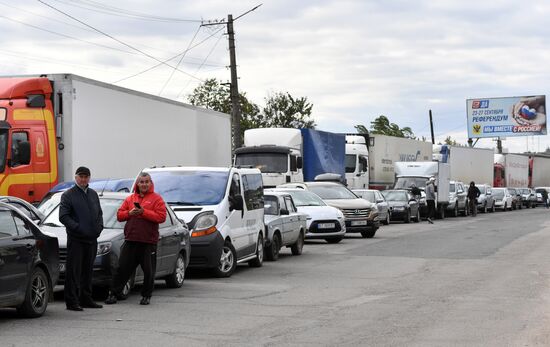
342, 208, 370, 218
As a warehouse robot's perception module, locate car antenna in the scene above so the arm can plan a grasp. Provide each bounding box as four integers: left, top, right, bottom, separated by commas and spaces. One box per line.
100, 178, 110, 197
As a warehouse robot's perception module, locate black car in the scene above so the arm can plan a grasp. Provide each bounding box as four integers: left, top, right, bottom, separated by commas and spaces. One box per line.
40, 192, 190, 298
0, 202, 59, 317
382, 190, 421, 223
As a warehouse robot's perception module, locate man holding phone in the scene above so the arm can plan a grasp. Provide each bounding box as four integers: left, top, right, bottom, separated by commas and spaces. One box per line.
105, 172, 166, 305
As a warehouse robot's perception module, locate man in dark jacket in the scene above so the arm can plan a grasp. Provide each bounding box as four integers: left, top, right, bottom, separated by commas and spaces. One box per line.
59, 166, 104, 311
467, 181, 481, 217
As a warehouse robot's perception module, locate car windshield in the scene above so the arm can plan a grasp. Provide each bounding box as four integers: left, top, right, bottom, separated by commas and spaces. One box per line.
476, 185, 486, 194
356, 190, 376, 202
382, 190, 408, 201
449, 183, 456, 193
308, 185, 357, 200
0, 129, 7, 173
394, 177, 428, 190
345, 154, 356, 173
521, 188, 530, 194
283, 190, 325, 206
492, 189, 504, 198
264, 195, 279, 215
41, 197, 126, 229
148, 170, 229, 206
235, 153, 287, 173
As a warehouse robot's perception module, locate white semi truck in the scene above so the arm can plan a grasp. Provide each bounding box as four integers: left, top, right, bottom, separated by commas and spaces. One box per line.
345, 134, 369, 189
433, 145, 494, 185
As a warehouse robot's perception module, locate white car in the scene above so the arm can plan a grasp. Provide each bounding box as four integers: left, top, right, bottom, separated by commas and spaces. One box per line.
267, 188, 346, 244
263, 192, 308, 260
492, 187, 514, 211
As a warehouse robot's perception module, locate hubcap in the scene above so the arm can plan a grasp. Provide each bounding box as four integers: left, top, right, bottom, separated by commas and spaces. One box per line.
175, 257, 185, 284
219, 246, 234, 273
31, 275, 47, 310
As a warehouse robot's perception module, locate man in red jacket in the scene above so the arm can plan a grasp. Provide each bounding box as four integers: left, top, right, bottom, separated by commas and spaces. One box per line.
105, 172, 166, 305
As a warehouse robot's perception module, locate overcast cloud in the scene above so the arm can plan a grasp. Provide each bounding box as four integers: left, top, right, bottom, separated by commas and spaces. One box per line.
1, 0, 549, 153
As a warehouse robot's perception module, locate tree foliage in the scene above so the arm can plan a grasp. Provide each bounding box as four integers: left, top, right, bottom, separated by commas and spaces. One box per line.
261, 92, 315, 128
355, 115, 415, 138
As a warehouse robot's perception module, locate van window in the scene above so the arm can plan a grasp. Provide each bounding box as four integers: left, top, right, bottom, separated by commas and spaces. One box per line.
242, 173, 264, 210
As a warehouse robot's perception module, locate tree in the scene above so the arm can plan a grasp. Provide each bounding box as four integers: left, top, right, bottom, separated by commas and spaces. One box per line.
261, 92, 316, 128
355, 115, 415, 138
444, 136, 457, 146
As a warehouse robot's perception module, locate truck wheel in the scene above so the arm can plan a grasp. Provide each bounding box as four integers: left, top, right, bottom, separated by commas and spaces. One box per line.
438, 207, 445, 219
404, 210, 411, 223
249, 233, 264, 267
325, 236, 343, 244
414, 209, 420, 223
290, 231, 305, 255
213, 241, 237, 277
265, 233, 280, 261
17, 267, 49, 318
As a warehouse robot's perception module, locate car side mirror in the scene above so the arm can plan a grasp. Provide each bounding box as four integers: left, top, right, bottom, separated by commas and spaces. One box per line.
229, 194, 244, 211
376, 199, 384, 203
280, 208, 289, 215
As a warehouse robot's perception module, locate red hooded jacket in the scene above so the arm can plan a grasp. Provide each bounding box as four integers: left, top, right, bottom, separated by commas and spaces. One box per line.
117, 181, 166, 244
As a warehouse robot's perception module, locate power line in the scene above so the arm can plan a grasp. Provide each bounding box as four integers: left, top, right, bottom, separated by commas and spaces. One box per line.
158, 25, 201, 96
37, 0, 203, 82
51, 0, 202, 23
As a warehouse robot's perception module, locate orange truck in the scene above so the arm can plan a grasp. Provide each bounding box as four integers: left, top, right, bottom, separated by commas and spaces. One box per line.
0, 74, 231, 203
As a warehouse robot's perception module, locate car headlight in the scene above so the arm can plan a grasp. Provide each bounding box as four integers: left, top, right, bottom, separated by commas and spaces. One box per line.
371, 205, 378, 213
97, 242, 112, 256
192, 213, 218, 237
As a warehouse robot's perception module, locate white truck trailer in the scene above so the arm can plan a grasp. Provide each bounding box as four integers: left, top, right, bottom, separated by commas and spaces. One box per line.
368, 134, 432, 190
494, 153, 529, 187
433, 145, 494, 185
530, 155, 550, 187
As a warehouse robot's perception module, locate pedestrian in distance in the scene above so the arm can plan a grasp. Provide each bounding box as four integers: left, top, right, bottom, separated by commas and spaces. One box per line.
59, 166, 104, 311
467, 181, 481, 216
542, 189, 549, 209
425, 177, 436, 224
105, 172, 166, 306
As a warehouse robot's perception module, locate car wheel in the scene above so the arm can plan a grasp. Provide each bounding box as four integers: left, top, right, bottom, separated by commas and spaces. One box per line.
383, 212, 390, 225
249, 233, 264, 267
165, 253, 186, 288
213, 241, 237, 278
325, 236, 343, 244
404, 210, 411, 223
17, 267, 49, 318
491, 202, 496, 213
361, 229, 377, 238
483, 203, 487, 213
291, 230, 305, 255
452, 204, 458, 217
414, 209, 421, 223
119, 272, 136, 299
265, 233, 281, 261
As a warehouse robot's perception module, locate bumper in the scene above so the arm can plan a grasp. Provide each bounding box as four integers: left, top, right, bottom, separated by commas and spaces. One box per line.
344, 218, 379, 232
189, 231, 225, 269
306, 220, 346, 239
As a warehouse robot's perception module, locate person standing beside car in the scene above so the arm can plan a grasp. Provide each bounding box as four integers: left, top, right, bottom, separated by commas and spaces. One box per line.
542, 189, 549, 209
105, 172, 166, 306
467, 181, 481, 216
59, 166, 104, 311
426, 177, 436, 224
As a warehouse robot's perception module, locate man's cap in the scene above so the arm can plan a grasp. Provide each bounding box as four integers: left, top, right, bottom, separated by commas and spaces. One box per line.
75, 166, 91, 176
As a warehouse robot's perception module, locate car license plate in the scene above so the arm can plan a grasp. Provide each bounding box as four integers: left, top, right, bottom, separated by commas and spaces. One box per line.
318, 223, 335, 229
59, 263, 66, 272
351, 220, 367, 226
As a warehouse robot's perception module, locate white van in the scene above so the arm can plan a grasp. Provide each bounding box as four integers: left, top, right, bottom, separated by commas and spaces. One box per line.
142, 167, 265, 277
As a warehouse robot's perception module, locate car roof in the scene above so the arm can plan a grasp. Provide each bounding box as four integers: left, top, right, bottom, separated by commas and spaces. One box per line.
264, 191, 291, 198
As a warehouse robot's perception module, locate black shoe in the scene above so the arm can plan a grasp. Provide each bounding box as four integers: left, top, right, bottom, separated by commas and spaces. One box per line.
105, 293, 118, 305
139, 296, 150, 305
427, 218, 434, 224
81, 301, 103, 308
66, 304, 84, 311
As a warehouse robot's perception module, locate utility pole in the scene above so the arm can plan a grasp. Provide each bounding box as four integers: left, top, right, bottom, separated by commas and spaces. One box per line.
429, 109, 435, 144
227, 14, 241, 151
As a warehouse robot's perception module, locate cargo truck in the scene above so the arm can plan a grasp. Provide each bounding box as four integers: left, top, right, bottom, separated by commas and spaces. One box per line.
345, 134, 369, 189
493, 153, 529, 187
368, 134, 432, 190
0, 74, 231, 203
529, 154, 550, 187
394, 161, 450, 219
433, 145, 493, 184
234, 128, 345, 188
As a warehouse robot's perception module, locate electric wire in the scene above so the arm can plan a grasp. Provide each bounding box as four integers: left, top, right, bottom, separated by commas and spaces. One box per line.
37, 0, 203, 82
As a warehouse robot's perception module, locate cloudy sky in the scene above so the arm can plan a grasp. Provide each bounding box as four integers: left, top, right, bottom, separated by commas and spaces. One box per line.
1, 0, 549, 153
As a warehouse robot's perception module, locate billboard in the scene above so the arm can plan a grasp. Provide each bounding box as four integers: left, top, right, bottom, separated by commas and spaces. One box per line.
466, 95, 546, 138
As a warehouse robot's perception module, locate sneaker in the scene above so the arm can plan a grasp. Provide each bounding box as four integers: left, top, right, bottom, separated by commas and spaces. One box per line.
427, 218, 433, 224
139, 296, 150, 305
105, 292, 118, 305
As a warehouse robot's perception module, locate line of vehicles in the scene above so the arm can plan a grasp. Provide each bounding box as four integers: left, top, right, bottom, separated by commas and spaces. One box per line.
2, 74, 550, 318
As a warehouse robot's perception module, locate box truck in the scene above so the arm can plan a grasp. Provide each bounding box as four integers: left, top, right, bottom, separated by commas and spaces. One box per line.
394, 161, 450, 218
234, 128, 345, 188
0, 74, 231, 203
493, 153, 529, 187
433, 145, 493, 184
529, 155, 550, 187
345, 134, 369, 189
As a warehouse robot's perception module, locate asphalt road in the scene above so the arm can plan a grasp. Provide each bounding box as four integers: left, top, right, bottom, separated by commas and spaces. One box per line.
2, 207, 550, 346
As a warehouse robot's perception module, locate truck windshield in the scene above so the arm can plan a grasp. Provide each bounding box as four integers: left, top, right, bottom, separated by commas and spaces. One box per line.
0, 130, 7, 173
148, 170, 230, 206
235, 153, 287, 173
345, 154, 356, 173
394, 177, 428, 190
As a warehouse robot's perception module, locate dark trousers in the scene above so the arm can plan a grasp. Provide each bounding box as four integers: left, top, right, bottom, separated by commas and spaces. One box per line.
65, 238, 97, 307
427, 200, 436, 219
111, 241, 157, 298
469, 199, 477, 216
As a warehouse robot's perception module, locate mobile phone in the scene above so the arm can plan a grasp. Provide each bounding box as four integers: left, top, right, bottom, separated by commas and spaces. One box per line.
133, 202, 141, 209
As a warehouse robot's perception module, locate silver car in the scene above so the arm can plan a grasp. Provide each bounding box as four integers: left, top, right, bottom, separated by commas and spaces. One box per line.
475, 184, 495, 213
352, 189, 391, 225
447, 181, 468, 217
